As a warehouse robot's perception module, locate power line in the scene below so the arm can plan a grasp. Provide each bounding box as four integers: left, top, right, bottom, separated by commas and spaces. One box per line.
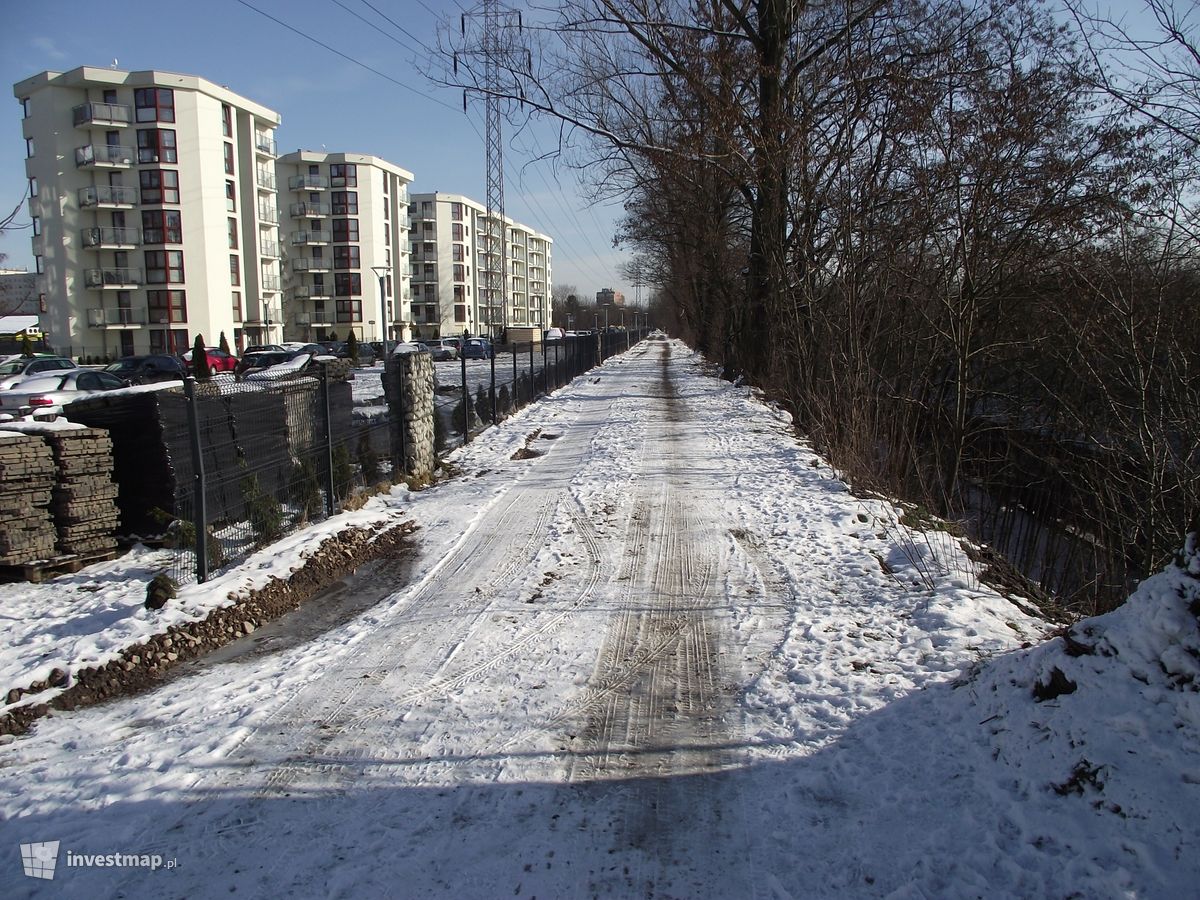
330, 0, 425, 58
234, 0, 458, 113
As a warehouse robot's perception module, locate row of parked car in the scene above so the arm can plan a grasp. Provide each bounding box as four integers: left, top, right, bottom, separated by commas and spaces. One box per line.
0, 340, 386, 417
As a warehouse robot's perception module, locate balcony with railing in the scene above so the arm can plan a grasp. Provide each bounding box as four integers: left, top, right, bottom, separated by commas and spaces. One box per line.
254, 203, 277, 224
291, 231, 329, 246
288, 174, 328, 191
78, 185, 138, 208
75, 144, 134, 168
293, 286, 332, 301
260, 240, 280, 258
84, 267, 143, 289
261, 275, 281, 292
290, 201, 330, 218
74, 102, 133, 128
256, 169, 277, 191
255, 134, 278, 157
87, 306, 148, 328
292, 257, 331, 273
294, 310, 336, 325
81, 226, 140, 249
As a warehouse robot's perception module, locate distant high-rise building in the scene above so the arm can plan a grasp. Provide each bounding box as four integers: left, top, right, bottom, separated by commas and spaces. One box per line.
596, 287, 625, 307
13, 66, 282, 357
275, 151, 413, 344
408, 192, 552, 339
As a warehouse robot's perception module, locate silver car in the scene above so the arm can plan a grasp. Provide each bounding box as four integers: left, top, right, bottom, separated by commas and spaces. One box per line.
0, 355, 78, 391
0, 369, 129, 416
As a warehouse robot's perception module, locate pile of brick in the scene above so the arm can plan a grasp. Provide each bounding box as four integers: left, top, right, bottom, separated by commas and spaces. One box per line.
42, 428, 120, 555
0, 433, 58, 564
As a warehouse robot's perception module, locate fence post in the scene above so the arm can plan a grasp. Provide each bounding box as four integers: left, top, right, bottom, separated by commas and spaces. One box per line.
512, 343, 518, 406
529, 341, 535, 397
397, 357, 408, 479
321, 363, 335, 517
183, 376, 208, 583
541, 340, 548, 394
490, 350, 497, 423
460, 352, 469, 441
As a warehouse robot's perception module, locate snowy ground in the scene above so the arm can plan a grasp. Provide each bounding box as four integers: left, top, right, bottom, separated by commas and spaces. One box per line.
0, 338, 1196, 898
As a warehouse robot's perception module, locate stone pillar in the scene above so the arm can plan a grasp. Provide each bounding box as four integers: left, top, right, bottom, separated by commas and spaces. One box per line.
383, 352, 435, 484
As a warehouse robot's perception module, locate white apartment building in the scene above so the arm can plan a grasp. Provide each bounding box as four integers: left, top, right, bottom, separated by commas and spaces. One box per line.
13, 67, 282, 359
408, 192, 552, 340
275, 151, 413, 344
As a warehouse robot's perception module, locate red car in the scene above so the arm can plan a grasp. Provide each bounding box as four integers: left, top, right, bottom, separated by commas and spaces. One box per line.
181, 347, 238, 373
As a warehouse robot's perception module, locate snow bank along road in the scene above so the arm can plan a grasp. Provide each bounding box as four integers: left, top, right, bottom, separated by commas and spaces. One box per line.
8, 336, 1149, 899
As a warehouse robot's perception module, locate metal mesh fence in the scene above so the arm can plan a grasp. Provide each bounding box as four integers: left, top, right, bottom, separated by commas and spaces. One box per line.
158, 330, 648, 583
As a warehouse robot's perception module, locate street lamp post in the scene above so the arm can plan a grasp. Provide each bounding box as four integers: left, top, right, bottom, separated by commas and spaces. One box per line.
371, 265, 390, 357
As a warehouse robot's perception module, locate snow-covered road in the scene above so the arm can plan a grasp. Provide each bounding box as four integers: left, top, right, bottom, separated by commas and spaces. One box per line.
4, 337, 1193, 899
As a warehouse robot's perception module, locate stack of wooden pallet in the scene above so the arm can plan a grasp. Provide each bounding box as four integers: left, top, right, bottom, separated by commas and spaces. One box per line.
0, 432, 58, 564
42, 428, 120, 555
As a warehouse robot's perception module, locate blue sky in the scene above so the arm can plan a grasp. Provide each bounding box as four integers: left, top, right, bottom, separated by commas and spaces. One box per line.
0, 0, 634, 301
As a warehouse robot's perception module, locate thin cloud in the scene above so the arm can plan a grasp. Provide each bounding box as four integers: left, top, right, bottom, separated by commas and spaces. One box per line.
30, 37, 68, 61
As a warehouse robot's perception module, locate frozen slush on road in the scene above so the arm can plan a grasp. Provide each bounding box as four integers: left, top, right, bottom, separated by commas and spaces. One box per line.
0, 338, 1194, 898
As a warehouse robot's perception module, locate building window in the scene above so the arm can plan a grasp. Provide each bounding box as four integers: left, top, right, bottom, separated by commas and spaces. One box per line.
222, 104, 232, 138
455, 305, 467, 323
35, 255, 43, 274
28, 177, 37, 198
421, 200, 432, 217
424, 263, 435, 280
334, 273, 361, 296
146, 250, 184, 284
137, 128, 177, 163
140, 169, 180, 204
453, 264, 465, 282
142, 210, 182, 244
230, 254, 240, 286
224, 142, 235, 176
232, 290, 242, 323
412, 284, 421, 297
31, 216, 40, 237
25, 137, 34, 158
335, 298, 362, 323
20, 97, 30, 118
384, 222, 390, 244
226, 182, 236, 212
329, 164, 357, 187
451, 223, 463, 242
451, 202, 463, 221
331, 191, 358, 215
333, 245, 360, 269
453, 285, 464, 302
228, 217, 238, 249
148, 289, 188, 323
134, 87, 175, 123
452, 244, 465, 262
331, 218, 359, 242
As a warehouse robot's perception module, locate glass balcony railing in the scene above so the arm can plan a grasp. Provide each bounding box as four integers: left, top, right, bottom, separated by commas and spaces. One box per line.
255, 135, 277, 156
74, 102, 134, 128
294, 286, 332, 301
81, 227, 140, 248
258, 205, 279, 224
261, 276, 281, 291
256, 169, 277, 190
295, 310, 336, 325
87, 307, 148, 326
260, 241, 280, 258
288, 174, 328, 191
75, 144, 134, 167
291, 231, 329, 245
84, 267, 144, 288
292, 258, 331, 272
78, 185, 138, 207
290, 202, 330, 218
